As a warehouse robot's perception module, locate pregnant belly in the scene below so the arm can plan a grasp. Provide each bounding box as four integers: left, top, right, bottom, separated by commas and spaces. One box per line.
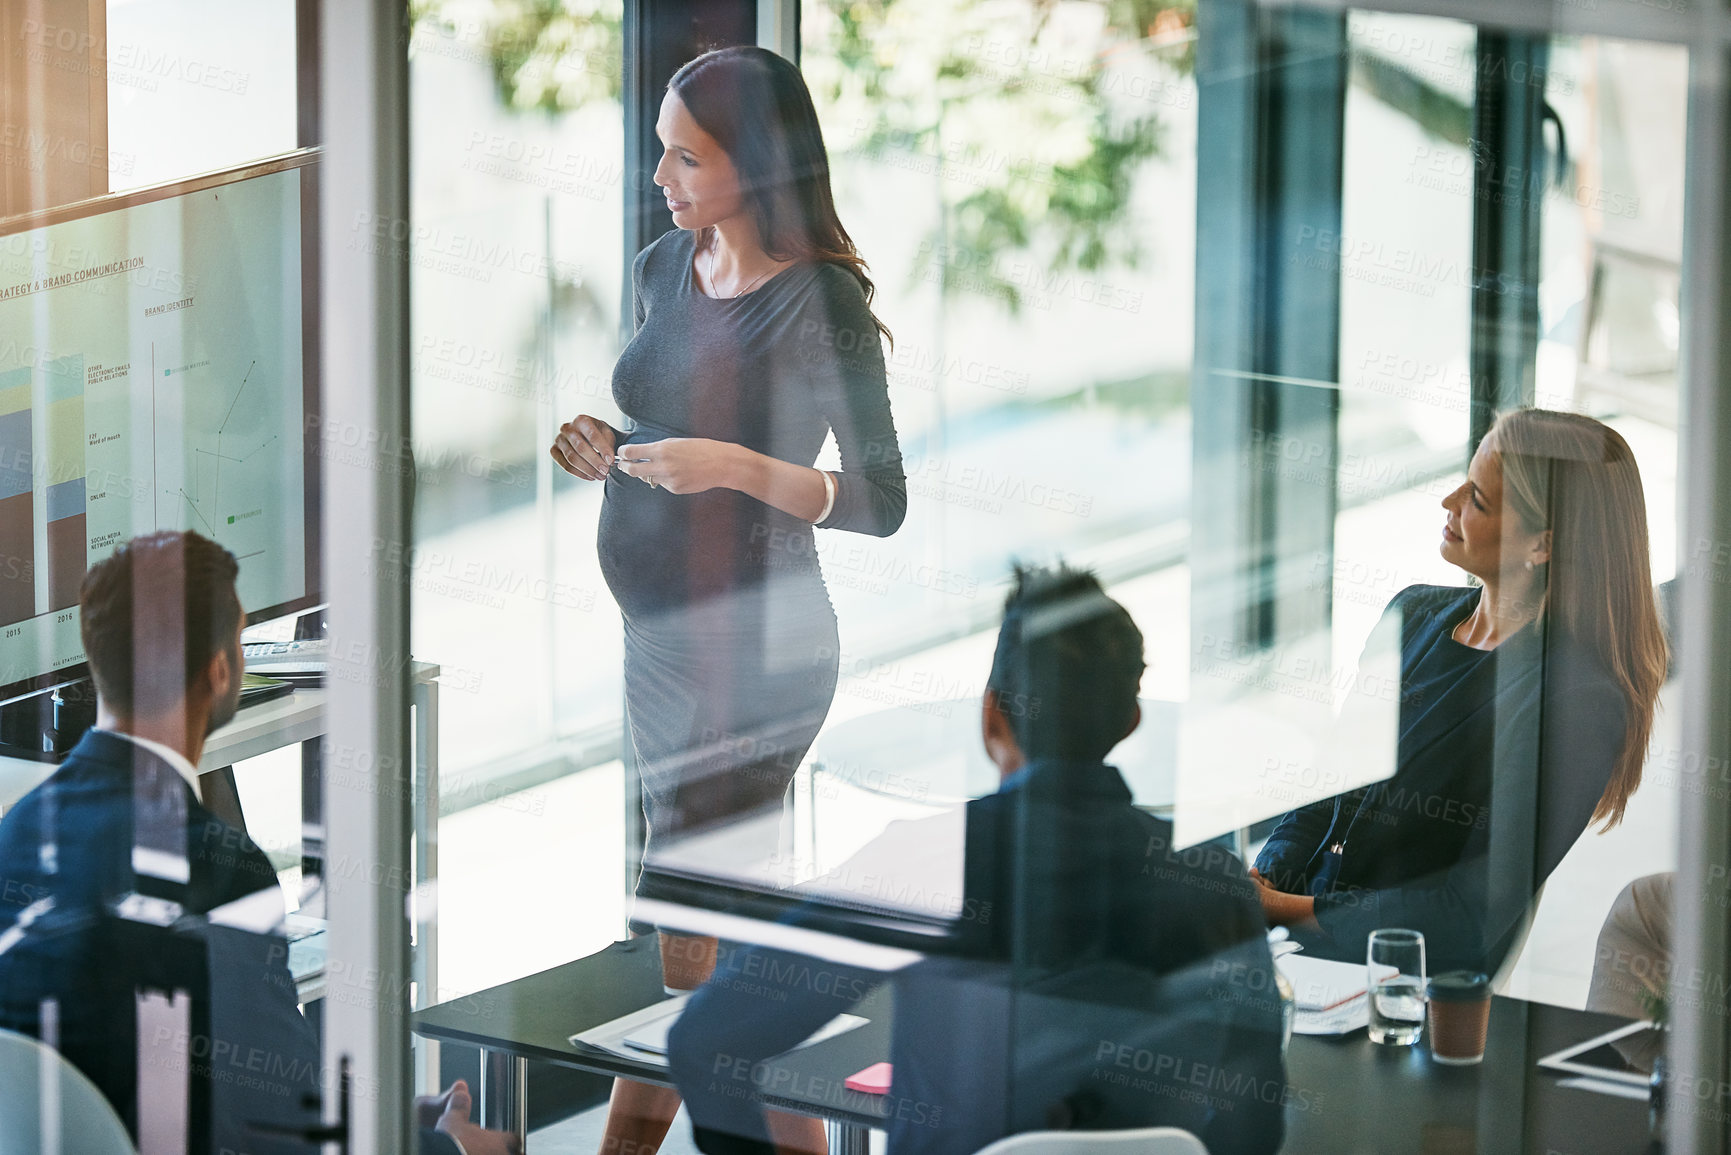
598, 472, 823, 620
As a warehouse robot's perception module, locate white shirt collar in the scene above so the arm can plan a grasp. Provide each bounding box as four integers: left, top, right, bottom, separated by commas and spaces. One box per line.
94, 728, 202, 803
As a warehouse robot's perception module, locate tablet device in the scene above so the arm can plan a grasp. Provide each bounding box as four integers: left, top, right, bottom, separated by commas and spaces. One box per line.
1536, 1020, 1659, 1089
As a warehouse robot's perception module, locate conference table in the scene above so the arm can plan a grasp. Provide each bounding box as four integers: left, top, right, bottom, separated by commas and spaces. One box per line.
1281, 999, 1657, 1154
414, 937, 892, 1154
412, 938, 1658, 1154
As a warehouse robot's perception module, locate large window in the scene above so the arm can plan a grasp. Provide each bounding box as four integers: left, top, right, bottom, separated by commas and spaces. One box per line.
104, 0, 299, 188
407, 2, 631, 992
392, 2, 1722, 1152
403, 0, 1699, 1033
5, 1, 1729, 1152
793, 0, 1201, 868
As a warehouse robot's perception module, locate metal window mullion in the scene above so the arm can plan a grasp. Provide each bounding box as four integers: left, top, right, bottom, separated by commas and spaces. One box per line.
621, 0, 759, 323
1258, 0, 1702, 48
1467, 32, 1548, 449
319, 1, 413, 1153
1192, 3, 1344, 667
1193, 0, 1269, 669
1670, 34, 1731, 1155
1259, 9, 1346, 648
758, 0, 799, 63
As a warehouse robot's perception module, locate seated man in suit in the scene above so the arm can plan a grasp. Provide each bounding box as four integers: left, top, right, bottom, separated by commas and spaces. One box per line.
0, 531, 513, 1155
667, 564, 1286, 1155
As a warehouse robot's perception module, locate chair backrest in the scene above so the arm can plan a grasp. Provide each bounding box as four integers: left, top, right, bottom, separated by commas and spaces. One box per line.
972, 1126, 1210, 1155
0, 1027, 137, 1155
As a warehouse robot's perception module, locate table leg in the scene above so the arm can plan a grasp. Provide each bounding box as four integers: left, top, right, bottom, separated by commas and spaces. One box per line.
413, 674, 441, 1095
799, 758, 817, 878
827, 1120, 870, 1155
478, 1048, 528, 1149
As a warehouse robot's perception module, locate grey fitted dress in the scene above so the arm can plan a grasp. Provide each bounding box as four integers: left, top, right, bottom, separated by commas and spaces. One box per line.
600, 228, 906, 912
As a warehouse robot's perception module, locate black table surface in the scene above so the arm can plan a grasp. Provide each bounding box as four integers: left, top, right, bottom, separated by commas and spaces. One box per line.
412, 938, 896, 1129
1282, 995, 1657, 1155
414, 941, 1657, 1151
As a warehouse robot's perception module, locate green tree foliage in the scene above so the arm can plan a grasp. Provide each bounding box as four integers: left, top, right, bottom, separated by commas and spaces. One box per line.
413, 0, 1194, 314
412, 0, 623, 113
803, 0, 1195, 312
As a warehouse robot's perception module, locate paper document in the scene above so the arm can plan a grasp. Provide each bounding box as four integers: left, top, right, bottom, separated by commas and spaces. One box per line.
1292, 996, 1371, 1036
572, 995, 868, 1068
1277, 954, 1398, 1011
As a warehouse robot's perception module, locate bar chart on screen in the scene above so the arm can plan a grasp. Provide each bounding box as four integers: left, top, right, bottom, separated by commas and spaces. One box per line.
0, 164, 309, 689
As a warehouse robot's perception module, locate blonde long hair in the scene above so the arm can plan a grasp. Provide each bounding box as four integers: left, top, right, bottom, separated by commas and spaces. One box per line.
1483, 409, 1668, 829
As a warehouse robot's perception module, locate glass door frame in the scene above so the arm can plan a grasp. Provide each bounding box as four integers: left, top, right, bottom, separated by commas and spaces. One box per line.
319, 1, 414, 1152
317, 2, 1731, 1153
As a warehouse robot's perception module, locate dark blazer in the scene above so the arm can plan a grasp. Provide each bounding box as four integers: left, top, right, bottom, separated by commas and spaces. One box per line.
0, 729, 460, 1155
1254, 585, 1627, 973
668, 758, 1286, 1155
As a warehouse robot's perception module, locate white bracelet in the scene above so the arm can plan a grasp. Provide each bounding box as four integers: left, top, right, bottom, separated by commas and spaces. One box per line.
815, 469, 837, 524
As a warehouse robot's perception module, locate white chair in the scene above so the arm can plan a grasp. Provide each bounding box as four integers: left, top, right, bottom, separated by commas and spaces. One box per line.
0, 1027, 137, 1155
972, 1126, 1210, 1155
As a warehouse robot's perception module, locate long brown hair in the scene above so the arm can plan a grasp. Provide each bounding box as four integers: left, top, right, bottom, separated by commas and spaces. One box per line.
669, 46, 892, 346
1484, 408, 1669, 829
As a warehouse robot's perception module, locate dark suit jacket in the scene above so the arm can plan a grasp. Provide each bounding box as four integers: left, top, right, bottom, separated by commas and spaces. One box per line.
668, 758, 1286, 1155
1254, 585, 1627, 973
0, 729, 460, 1155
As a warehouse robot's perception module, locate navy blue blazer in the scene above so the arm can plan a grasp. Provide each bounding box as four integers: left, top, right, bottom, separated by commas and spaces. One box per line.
1254, 585, 1627, 973
0, 729, 459, 1155
667, 758, 1286, 1155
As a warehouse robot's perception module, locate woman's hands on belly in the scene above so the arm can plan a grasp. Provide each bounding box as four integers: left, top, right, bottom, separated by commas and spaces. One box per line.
614, 437, 744, 495
604, 432, 830, 524
550, 414, 618, 480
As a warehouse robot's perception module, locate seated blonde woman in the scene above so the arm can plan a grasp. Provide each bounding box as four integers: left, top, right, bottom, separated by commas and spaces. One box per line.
1252, 409, 1668, 975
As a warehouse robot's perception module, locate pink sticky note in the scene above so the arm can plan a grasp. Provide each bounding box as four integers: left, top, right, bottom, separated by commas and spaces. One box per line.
844, 1062, 893, 1094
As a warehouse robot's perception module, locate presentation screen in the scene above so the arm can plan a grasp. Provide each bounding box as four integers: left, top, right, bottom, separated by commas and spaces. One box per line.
0, 152, 318, 701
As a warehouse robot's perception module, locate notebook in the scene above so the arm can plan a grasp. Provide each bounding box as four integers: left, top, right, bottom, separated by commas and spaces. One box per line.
1277, 954, 1399, 1012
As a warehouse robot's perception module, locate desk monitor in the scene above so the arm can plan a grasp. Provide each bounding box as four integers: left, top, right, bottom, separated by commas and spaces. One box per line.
0, 150, 320, 704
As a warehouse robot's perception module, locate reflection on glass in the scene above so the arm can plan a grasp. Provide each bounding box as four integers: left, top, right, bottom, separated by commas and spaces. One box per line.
105, 0, 299, 190
1504, 33, 1685, 1009
0, 533, 513, 1154
407, 0, 630, 1000
409, 0, 628, 773
1335, 11, 1474, 677
665, 565, 1286, 1155
802, 0, 1199, 662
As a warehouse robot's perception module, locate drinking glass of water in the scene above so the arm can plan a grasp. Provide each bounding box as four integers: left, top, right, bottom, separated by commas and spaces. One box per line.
1367, 928, 1426, 1046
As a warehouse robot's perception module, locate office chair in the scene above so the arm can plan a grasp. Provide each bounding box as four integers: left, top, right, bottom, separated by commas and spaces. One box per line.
0, 1026, 137, 1155
972, 1127, 1210, 1155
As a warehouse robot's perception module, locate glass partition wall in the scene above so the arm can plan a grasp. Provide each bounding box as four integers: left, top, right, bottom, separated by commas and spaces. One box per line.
386, 2, 1724, 1155
0, 2, 349, 1154
2, 1, 1724, 1152
363, 1, 1731, 1154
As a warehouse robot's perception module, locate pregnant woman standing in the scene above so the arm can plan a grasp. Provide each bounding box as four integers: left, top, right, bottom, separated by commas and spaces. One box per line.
549, 46, 906, 1153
